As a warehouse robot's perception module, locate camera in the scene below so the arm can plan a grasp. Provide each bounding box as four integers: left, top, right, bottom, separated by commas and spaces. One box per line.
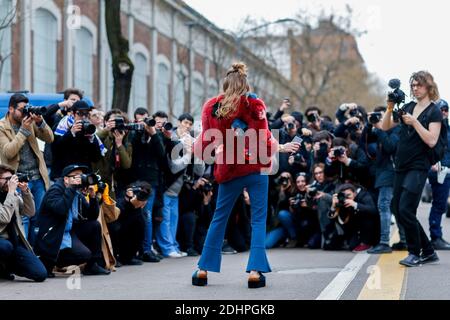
201, 181, 213, 193
143, 118, 173, 131
387, 78, 406, 106
306, 186, 318, 200
130, 186, 151, 201
293, 152, 305, 164
307, 113, 318, 123
274, 176, 290, 187
392, 106, 406, 123
78, 173, 101, 189
286, 122, 296, 130
114, 116, 144, 132
369, 112, 383, 124
333, 146, 346, 158
336, 192, 347, 208
16, 172, 31, 183
79, 119, 96, 136
22, 105, 47, 117
290, 193, 305, 209
97, 180, 107, 195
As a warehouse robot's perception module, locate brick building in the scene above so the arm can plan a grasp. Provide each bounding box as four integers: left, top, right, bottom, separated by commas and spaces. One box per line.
0, 0, 298, 120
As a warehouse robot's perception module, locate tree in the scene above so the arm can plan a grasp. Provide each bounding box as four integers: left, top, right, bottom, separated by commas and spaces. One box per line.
236, 6, 385, 116
0, 3, 16, 90
105, 0, 134, 113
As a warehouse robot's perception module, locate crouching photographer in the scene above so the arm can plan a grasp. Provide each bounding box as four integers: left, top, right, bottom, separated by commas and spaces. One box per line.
289, 173, 322, 248
323, 183, 378, 251
0, 164, 47, 282
265, 172, 298, 248
324, 137, 370, 188
35, 165, 110, 277
109, 181, 151, 266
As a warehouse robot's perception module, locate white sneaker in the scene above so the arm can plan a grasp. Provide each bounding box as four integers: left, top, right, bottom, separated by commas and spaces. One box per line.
178, 251, 188, 257
167, 251, 183, 258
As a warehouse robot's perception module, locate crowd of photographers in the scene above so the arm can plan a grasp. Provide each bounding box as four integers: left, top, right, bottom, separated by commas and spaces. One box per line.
0, 87, 449, 282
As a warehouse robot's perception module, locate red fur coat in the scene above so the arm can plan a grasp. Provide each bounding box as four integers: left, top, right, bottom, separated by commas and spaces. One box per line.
194, 94, 278, 184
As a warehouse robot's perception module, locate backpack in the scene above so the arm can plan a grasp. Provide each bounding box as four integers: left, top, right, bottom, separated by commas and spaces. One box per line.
424, 104, 448, 165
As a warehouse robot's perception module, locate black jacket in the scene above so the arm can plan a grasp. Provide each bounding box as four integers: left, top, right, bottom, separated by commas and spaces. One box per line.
130, 131, 166, 186
51, 131, 102, 179
35, 179, 99, 265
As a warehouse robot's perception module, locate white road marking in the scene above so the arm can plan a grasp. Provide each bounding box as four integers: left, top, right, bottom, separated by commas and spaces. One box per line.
316, 253, 371, 300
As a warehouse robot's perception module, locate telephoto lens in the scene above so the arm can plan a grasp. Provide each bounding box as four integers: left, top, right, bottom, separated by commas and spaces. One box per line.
80, 120, 96, 135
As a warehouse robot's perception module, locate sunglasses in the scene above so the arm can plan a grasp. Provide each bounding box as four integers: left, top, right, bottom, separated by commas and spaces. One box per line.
441, 108, 448, 112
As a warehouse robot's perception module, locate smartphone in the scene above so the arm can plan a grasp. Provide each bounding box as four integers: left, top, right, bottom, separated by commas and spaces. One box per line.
291, 136, 303, 145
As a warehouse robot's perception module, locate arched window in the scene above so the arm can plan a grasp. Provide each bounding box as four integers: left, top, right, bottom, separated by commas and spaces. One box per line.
173, 69, 186, 118
157, 62, 170, 112
0, 0, 12, 91
133, 53, 148, 110
191, 78, 204, 119
33, 8, 57, 92
74, 27, 94, 98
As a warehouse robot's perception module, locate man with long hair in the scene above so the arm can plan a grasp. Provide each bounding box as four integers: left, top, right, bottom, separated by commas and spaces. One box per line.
191, 62, 298, 288
381, 71, 441, 267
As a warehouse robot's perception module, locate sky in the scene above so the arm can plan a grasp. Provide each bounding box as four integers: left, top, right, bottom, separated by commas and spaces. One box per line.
184, 0, 450, 101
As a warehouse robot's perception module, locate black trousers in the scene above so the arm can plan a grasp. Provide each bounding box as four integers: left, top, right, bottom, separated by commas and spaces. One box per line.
56, 220, 103, 268
177, 212, 196, 251
109, 212, 145, 263
391, 170, 434, 256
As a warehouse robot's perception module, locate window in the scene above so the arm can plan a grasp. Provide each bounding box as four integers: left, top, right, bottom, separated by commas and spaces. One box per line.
33, 9, 58, 92
173, 70, 186, 118
157, 62, 169, 112
74, 27, 94, 98
0, 0, 13, 91
191, 78, 204, 119
132, 53, 148, 110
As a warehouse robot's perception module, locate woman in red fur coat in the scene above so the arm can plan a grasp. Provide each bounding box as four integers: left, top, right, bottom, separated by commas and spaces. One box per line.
191, 62, 298, 288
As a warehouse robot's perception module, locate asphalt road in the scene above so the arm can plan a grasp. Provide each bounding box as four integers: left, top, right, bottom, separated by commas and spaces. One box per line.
1, 202, 450, 300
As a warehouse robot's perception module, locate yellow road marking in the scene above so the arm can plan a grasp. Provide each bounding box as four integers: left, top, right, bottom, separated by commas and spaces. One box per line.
357, 228, 408, 300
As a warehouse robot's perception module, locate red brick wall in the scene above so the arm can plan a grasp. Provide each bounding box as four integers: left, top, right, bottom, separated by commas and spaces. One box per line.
11, 11, 21, 91
177, 45, 188, 66
157, 33, 171, 58
134, 20, 151, 50
194, 53, 204, 74
74, 0, 98, 27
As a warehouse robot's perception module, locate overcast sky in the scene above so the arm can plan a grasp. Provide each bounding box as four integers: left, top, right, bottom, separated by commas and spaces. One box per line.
184, 0, 449, 102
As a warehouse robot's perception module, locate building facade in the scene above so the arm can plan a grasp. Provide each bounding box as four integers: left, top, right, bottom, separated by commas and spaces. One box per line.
0, 0, 298, 120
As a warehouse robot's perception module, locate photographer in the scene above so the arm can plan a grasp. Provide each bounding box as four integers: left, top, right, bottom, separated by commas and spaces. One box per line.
312, 130, 334, 164
265, 172, 298, 248
157, 113, 205, 258
92, 109, 133, 200
325, 183, 378, 251
110, 181, 151, 265
35, 165, 110, 277
427, 99, 450, 250
277, 113, 311, 174
364, 107, 406, 254
0, 93, 54, 246
51, 101, 103, 180
381, 71, 442, 267
128, 108, 165, 262
287, 136, 314, 177
177, 176, 212, 256
0, 164, 47, 282
305, 106, 334, 134
324, 137, 370, 188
